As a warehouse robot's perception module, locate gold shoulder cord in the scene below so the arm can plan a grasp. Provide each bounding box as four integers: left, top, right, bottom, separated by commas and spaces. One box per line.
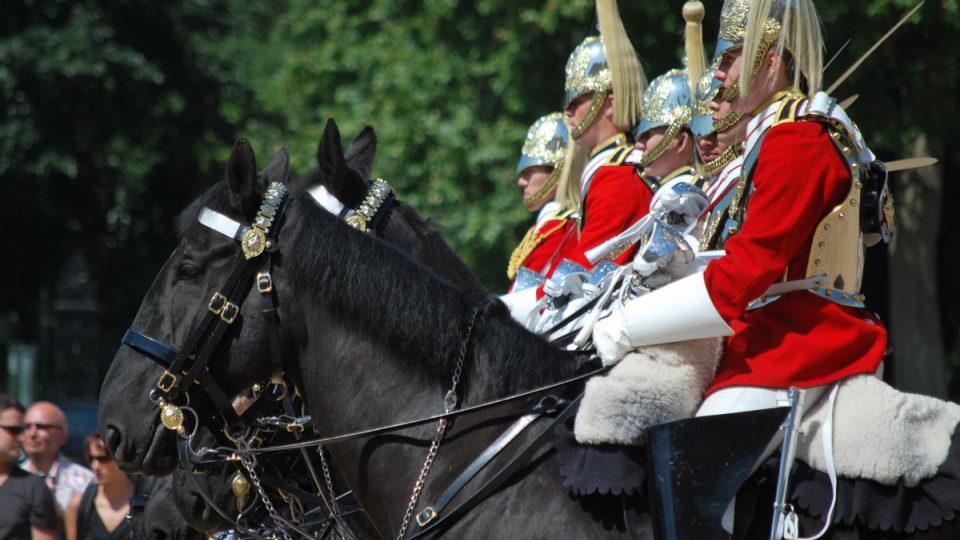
506, 211, 574, 280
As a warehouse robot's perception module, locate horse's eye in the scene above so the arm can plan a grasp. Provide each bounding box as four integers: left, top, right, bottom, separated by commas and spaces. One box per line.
177, 263, 202, 280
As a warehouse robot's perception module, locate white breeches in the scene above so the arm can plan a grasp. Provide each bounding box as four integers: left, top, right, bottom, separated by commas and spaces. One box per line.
696, 385, 828, 418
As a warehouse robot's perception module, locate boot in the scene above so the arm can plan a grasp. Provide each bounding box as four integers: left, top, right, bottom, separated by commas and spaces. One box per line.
645, 407, 789, 540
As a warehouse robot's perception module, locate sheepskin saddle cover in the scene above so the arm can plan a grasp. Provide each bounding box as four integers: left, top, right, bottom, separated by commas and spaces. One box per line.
576, 356, 960, 486
796, 374, 960, 486
574, 338, 723, 445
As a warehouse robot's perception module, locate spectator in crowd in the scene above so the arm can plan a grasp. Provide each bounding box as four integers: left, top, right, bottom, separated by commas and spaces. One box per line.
66, 433, 133, 540
20, 402, 94, 534
0, 394, 57, 540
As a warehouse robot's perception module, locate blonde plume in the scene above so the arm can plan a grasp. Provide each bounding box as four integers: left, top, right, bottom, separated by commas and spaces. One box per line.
596, 0, 646, 131
555, 137, 590, 212
740, 0, 823, 98
683, 2, 707, 94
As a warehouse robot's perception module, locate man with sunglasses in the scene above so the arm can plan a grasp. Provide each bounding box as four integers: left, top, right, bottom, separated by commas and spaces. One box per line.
21, 401, 94, 536
0, 394, 57, 540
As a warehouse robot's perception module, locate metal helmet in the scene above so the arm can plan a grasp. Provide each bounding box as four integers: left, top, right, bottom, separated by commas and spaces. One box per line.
714, 0, 750, 59
634, 69, 693, 169
634, 69, 693, 140
563, 36, 611, 112
563, 0, 645, 139
715, 0, 824, 102
691, 61, 742, 177
689, 61, 722, 139
517, 113, 570, 173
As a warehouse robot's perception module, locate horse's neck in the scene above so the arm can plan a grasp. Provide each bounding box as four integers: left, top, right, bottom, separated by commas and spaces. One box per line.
294, 307, 577, 531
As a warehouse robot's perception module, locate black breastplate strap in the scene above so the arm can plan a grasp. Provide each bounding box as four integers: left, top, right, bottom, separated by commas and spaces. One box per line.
410, 396, 567, 531
406, 395, 581, 539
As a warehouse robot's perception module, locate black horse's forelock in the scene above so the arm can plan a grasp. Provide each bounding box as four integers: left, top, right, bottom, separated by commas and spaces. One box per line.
283, 185, 571, 390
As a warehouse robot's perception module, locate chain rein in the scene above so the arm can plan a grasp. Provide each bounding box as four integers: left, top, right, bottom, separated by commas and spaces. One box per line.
395, 304, 481, 540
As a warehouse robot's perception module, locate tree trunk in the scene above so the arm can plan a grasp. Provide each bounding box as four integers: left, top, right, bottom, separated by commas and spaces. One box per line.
888, 133, 947, 398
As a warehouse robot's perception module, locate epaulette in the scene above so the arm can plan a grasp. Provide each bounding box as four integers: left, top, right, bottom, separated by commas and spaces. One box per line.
604, 143, 635, 167
772, 96, 806, 127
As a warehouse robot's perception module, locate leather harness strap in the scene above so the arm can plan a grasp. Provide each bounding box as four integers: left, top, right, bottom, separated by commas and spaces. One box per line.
409, 396, 569, 533
406, 396, 582, 539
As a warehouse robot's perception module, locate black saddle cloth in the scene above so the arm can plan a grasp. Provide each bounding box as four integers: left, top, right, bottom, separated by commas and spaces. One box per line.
554, 415, 647, 497
790, 427, 960, 534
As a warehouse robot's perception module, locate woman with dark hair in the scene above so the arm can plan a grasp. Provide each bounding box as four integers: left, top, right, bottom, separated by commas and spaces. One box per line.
65, 434, 133, 540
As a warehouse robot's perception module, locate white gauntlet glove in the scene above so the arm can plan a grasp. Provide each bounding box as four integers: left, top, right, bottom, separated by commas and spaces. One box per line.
591, 273, 734, 365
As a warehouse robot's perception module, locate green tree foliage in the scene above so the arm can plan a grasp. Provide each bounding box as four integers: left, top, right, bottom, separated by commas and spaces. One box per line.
236, 0, 686, 288
1, 0, 259, 339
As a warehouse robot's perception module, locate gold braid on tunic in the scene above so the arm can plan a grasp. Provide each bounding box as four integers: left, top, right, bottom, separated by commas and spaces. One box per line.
506, 214, 573, 280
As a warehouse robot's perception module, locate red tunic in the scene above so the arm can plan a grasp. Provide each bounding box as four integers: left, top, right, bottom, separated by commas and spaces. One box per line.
703, 121, 886, 395
521, 216, 578, 277
566, 164, 652, 269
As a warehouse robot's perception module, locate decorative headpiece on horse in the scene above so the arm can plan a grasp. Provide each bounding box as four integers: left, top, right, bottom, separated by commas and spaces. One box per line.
562, 0, 645, 139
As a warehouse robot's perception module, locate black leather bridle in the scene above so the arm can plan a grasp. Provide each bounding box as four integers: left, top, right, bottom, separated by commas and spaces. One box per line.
122, 181, 291, 444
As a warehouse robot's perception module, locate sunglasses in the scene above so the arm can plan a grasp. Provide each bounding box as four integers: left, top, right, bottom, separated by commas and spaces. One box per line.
24, 423, 62, 431
0, 424, 25, 436
88, 454, 113, 464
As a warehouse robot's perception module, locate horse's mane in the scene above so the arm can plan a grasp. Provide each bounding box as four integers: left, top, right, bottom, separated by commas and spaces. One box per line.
291, 167, 484, 293
283, 182, 575, 392
172, 177, 574, 393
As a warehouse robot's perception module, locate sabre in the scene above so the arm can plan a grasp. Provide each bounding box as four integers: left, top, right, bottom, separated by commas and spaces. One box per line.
837, 94, 858, 109
827, 1, 925, 94
885, 157, 938, 172
823, 38, 851, 71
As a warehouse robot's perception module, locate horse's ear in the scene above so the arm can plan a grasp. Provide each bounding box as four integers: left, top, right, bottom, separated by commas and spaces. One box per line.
226, 139, 260, 215
344, 125, 377, 179
259, 147, 290, 186
317, 118, 346, 181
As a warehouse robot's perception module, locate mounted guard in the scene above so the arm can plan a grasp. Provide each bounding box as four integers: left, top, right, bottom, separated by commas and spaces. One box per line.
590, 0, 960, 538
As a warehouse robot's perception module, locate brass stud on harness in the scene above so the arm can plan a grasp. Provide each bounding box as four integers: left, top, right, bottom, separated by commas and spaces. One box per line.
159, 401, 185, 434
230, 471, 251, 511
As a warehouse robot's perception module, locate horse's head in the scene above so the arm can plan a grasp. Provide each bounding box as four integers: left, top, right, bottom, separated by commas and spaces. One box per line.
99, 139, 291, 474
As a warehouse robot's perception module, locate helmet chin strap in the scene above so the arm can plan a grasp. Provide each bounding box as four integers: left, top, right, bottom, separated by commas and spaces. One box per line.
713, 109, 744, 134
569, 92, 609, 140
523, 165, 562, 210
703, 146, 739, 176
639, 123, 684, 169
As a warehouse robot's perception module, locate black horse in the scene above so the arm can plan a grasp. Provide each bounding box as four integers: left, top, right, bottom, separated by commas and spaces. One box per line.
168, 121, 484, 537
133, 475, 208, 539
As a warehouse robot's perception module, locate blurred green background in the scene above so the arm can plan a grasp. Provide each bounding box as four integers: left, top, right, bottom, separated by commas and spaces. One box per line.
2, 0, 959, 407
